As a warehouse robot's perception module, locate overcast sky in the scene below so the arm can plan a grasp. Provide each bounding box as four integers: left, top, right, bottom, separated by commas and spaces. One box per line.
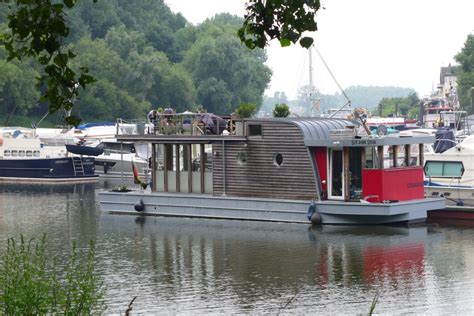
166, 0, 473, 99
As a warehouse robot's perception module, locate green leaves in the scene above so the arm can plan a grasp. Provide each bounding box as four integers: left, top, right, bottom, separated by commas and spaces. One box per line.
0, 235, 104, 314
1, 0, 95, 125
273, 103, 290, 117
238, 0, 320, 49
455, 34, 474, 111
279, 38, 291, 47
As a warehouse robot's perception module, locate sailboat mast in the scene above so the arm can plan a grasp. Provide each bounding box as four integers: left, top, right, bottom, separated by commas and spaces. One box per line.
309, 46, 314, 117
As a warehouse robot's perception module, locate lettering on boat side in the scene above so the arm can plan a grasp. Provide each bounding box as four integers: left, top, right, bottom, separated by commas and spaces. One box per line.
351, 139, 376, 145
55, 160, 68, 164
407, 182, 424, 188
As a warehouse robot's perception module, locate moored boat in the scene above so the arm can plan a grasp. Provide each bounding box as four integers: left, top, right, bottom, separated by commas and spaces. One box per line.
36, 125, 150, 180
99, 115, 444, 225
92, 140, 150, 179
423, 134, 474, 218
0, 127, 98, 183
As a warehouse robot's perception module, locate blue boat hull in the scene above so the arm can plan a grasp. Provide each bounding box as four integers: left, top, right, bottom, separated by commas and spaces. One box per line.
0, 157, 98, 182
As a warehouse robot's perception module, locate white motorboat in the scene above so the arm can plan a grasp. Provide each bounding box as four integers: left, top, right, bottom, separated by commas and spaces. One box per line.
93, 139, 150, 180
0, 127, 97, 183
424, 134, 474, 206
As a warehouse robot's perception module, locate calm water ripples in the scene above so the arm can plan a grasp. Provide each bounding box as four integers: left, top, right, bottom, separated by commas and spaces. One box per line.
1, 182, 474, 314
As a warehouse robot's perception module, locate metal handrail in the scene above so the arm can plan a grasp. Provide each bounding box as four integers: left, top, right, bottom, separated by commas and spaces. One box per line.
116, 113, 235, 136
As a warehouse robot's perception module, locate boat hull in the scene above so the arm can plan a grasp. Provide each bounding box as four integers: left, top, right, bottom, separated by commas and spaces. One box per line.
0, 157, 98, 183
425, 184, 474, 221
425, 185, 474, 206
99, 191, 445, 225
94, 157, 150, 179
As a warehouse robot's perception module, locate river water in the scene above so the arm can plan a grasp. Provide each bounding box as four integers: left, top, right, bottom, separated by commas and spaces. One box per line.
1, 182, 474, 314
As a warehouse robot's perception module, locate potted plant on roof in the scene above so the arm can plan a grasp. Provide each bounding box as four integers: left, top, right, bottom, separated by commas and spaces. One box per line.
234, 103, 257, 135
272, 103, 290, 117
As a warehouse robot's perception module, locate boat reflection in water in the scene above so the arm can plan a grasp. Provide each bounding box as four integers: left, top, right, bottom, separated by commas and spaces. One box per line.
0, 183, 98, 242
100, 215, 433, 313
0, 182, 97, 195
308, 226, 426, 286
1, 183, 472, 314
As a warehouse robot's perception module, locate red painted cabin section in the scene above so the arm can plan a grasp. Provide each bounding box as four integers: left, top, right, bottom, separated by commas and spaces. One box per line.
362, 167, 424, 202
313, 148, 328, 199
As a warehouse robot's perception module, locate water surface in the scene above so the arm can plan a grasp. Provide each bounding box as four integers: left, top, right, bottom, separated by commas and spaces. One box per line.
1, 182, 474, 314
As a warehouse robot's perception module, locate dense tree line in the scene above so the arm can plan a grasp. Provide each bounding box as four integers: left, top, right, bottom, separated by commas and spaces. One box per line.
455, 34, 474, 112
0, 1, 271, 125
260, 86, 416, 116
2, 1, 472, 125
374, 92, 419, 118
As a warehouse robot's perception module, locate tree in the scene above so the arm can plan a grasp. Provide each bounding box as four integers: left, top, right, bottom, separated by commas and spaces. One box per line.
0, 59, 40, 125
0, 0, 96, 125
104, 25, 148, 60
374, 92, 419, 118
195, 78, 233, 115
71, 36, 131, 90
73, 79, 150, 121
455, 34, 474, 112
74, 0, 122, 39
273, 103, 290, 117
183, 15, 271, 114
1, 1, 319, 123
149, 63, 197, 112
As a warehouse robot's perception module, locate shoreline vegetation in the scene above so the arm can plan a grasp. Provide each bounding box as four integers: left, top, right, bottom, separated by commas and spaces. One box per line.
0, 234, 105, 314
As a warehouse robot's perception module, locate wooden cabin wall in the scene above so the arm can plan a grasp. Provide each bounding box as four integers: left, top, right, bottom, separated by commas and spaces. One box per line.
213, 122, 317, 200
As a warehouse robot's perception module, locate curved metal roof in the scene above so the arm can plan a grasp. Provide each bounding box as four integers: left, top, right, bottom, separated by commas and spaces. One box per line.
287, 118, 357, 141
247, 117, 357, 142
247, 117, 360, 145
248, 117, 431, 147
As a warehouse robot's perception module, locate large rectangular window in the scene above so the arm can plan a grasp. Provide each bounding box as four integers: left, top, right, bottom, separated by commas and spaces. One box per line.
424, 161, 464, 178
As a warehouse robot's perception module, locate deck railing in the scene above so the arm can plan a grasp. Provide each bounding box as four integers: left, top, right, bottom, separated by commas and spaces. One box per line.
116, 114, 236, 136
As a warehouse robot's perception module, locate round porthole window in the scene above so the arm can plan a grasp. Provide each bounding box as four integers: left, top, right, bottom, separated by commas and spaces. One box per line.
273, 153, 283, 166
237, 152, 247, 165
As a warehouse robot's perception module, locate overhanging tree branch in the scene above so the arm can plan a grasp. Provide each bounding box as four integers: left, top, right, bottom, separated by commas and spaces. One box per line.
0, 0, 96, 125
238, 0, 321, 49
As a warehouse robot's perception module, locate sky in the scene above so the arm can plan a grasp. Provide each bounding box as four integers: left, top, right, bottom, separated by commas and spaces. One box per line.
166, 0, 474, 100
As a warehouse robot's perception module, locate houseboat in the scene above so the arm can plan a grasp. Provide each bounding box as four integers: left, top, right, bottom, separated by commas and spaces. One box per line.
0, 127, 98, 183
99, 116, 444, 225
